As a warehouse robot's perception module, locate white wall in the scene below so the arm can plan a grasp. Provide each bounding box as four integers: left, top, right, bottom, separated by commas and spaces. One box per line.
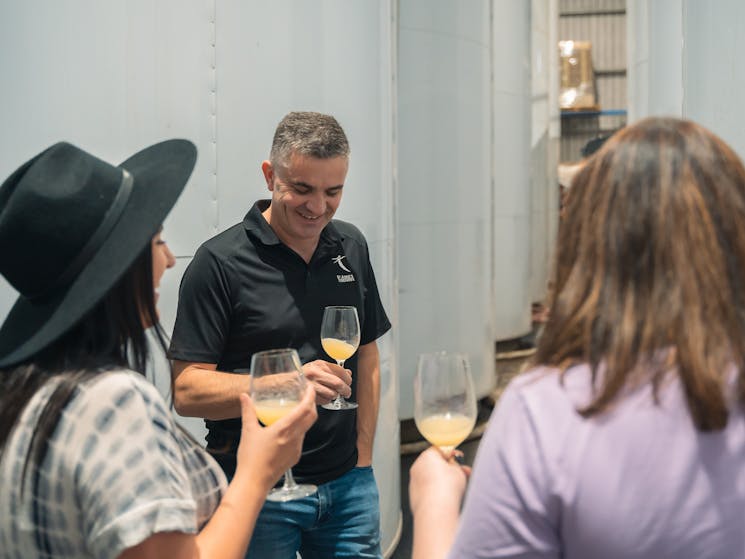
2, 2, 557, 554
492, 0, 534, 341
396, 0, 540, 419
397, 0, 495, 418
0, 0, 216, 319
0, 1, 401, 555
681, 0, 745, 157
628, 0, 745, 159
529, 0, 560, 306
626, 0, 684, 122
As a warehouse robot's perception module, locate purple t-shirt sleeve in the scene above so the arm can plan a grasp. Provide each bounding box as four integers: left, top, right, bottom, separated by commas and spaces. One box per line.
447, 380, 561, 559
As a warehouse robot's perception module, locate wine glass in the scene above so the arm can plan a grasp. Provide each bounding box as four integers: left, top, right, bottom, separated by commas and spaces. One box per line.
250, 348, 317, 501
414, 351, 477, 454
320, 305, 360, 410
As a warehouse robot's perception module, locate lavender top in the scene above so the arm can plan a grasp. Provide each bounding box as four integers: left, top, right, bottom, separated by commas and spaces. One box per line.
448, 364, 745, 558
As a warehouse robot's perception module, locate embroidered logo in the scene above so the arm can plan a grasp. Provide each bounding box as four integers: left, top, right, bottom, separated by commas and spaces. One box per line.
333, 255, 355, 283
332, 255, 352, 273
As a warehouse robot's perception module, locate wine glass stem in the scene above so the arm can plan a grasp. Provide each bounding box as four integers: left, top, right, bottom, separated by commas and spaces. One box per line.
283, 468, 299, 490
335, 360, 346, 403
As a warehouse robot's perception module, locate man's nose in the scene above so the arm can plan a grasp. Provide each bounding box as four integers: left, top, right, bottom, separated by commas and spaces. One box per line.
306, 191, 325, 214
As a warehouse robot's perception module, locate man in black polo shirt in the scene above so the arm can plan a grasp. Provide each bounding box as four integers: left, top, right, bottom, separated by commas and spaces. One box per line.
169, 111, 391, 559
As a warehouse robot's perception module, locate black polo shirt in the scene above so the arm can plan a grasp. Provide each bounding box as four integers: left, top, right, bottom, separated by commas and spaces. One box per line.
169, 200, 391, 484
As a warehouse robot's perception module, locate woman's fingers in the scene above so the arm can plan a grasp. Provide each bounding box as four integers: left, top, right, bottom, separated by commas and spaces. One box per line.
239, 392, 258, 430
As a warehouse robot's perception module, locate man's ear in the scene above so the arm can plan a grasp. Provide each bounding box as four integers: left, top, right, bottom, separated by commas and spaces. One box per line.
261, 160, 275, 191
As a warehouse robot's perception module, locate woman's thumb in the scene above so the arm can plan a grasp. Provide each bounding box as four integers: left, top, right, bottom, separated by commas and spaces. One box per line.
240, 392, 259, 430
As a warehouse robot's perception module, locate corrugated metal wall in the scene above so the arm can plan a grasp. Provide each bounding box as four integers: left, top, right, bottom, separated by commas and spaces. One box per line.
559, 0, 627, 161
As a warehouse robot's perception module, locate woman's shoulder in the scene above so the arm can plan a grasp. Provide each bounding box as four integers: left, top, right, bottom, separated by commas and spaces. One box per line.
87, 367, 145, 383
500, 363, 595, 417
80, 368, 162, 399
506, 363, 584, 393
66, 369, 173, 429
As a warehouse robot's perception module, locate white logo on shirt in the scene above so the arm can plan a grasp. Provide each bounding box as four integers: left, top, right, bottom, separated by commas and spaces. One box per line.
332, 255, 352, 273
333, 255, 355, 282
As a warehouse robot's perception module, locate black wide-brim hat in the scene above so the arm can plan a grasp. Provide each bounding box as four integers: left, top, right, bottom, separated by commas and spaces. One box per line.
0, 139, 196, 368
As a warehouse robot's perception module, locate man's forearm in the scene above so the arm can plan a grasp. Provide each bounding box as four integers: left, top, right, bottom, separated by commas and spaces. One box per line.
172, 361, 252, 420
355, 342, 380, 466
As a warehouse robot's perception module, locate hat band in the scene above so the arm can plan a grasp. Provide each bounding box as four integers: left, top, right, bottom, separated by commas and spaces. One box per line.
29, 169, 135, 301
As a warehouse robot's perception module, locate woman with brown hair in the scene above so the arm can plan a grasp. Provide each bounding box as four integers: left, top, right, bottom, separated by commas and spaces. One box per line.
410, 117, 745, 559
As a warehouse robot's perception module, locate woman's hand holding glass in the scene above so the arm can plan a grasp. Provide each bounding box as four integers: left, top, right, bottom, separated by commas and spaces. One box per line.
414, 351, 477, 453
248, 349, 318, 501
408, 352, 476, 559
235, 381, 317, 495
409, 446, 471, 517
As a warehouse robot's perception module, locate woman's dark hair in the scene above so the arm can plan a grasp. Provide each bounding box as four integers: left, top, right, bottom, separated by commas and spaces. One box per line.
535, 117, 745, 431
0, 238, 167, 492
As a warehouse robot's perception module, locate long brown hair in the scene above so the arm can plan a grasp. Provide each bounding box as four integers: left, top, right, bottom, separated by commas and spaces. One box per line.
535, 117, 745, 431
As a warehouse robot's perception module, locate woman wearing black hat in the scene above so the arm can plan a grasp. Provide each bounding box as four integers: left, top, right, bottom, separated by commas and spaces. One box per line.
0, 141, 317, 558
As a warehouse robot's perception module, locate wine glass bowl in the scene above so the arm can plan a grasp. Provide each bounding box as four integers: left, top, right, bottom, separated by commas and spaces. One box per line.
320, 306, 360, 410
320, 337, 357, 362
252, 372, 303, 426
414, 351, 477, 453
250, 348, 317, 501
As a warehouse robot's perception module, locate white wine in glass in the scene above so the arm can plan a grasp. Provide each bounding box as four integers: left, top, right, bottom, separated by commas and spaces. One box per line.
254, 399, 301, 427
320, 305, 360, 410
250, 348, 317, 501
414, 351, 477, 453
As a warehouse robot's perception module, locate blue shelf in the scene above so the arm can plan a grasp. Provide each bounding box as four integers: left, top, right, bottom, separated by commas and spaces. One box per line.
561, 109, 627, 118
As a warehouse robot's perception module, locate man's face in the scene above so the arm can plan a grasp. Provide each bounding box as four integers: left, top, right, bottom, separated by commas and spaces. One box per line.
263, 152, 348, 245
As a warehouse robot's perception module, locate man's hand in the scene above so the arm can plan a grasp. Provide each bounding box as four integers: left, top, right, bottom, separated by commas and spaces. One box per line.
302, 359, 352, 405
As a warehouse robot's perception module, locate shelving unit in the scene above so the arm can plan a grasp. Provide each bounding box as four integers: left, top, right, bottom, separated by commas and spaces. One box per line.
561, 108, 627, 160
559, 0, 627, 162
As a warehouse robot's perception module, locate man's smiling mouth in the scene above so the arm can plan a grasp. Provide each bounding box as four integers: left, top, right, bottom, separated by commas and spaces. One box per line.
298, 211, 321, 220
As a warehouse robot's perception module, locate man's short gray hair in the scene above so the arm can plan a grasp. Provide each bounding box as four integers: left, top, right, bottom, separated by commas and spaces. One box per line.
270, 111, 350, 168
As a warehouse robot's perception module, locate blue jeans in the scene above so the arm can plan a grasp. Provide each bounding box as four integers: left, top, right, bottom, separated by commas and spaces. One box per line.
245, 466, 382, 559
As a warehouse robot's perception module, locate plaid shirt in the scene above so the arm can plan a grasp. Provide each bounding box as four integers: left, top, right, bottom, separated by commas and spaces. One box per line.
0, 370, 226, 559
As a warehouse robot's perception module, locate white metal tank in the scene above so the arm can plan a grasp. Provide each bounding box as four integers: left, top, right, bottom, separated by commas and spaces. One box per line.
397, 0, 496, 419
491, 0, 534, 342
0, 1, 401, 555
397, 0, 535, 420
529, 0, 560, 306
628, 0, 745, 161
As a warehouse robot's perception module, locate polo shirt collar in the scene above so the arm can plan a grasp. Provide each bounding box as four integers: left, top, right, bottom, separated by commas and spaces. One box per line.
243, 199, 345, 248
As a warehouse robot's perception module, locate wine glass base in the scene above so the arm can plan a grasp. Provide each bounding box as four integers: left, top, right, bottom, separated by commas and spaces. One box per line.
322, 399, 358, 410
266, 483, 317, 502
